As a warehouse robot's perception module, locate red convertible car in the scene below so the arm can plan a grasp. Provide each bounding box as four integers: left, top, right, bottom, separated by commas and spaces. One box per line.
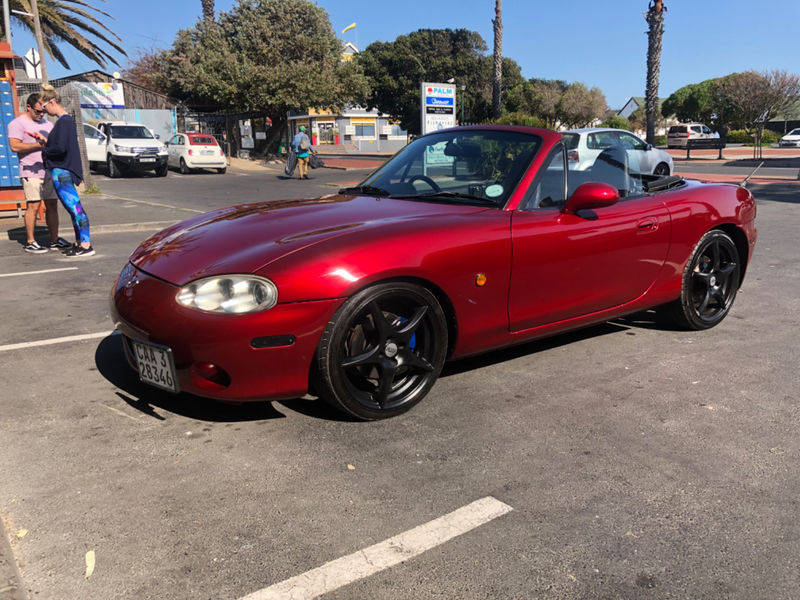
111, 126, 757, 420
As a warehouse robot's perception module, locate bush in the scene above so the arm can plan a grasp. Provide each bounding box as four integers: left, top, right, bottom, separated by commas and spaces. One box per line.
726, 129, 782, 145
761, 129, 782, 144
599, 115, 631, 131
654, 135, 667, 147
489, 112, 545, 128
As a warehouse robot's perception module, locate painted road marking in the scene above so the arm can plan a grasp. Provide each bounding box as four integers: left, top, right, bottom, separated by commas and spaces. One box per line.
0, 331, 116, 353
99, 194, 204, 214
0, 267, 78, 278
238, 496, 513, 600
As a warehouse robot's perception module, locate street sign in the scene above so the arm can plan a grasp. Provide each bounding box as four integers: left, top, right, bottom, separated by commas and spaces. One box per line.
420, 83, 457, 136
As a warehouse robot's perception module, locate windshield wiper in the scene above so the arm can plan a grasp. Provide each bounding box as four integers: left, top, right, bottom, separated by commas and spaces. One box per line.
392, 191, 499, 205
338, 185, 392, 196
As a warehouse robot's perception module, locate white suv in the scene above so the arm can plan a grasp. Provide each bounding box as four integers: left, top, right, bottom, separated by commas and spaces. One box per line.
667, 123, 716, 148
83, 120, 169, 178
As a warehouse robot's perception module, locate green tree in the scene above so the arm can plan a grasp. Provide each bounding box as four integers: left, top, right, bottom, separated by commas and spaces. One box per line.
644, 0, 666, 144
506, 79, 567, 128
161, 0, 369, 147
627, 105, 647, 132
0, 0, 125, 69
600, 115, 631, 130
661, 80, 716, 123
558, 82, 607, 129
358, 28, 523, 134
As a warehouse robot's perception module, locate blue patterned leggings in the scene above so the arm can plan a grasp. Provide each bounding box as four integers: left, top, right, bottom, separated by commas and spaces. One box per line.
51, 168, 90, 244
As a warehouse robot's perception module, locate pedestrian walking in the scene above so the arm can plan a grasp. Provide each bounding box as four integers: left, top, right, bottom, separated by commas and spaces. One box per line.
36, 85, 94, 258
291, 125, 315, 180
7, 93, 71, 254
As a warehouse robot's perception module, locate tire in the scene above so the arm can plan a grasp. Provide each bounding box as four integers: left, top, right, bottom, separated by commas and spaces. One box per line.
155, 163, 168, 177
180, 158, 190, 175
108, 156, 121, 178
217, 167, 227, 174
89, 161, 97, 172
662, 230, 740, 330
654, 162, 670, 176
313, 282, 448, 420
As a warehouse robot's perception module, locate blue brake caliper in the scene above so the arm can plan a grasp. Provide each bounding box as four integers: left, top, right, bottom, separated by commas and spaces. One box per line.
395, 316, 416, 352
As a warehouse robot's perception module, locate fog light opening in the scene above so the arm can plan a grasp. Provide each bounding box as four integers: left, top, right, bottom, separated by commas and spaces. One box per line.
191, 363, 232, 390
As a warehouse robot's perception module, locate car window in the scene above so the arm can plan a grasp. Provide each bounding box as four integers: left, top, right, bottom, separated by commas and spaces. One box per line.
616, 132, 647, 151
561, 133, 580, 151
83, 124, 101, 139
669, 126, 687, 134
189, 136, 218, 145
168, 135, 179, 145
358, 129, 542, 207
523, 145, 566, 210
587, 131, 617, 150
788, 129, 800, 136
691, 126, 702, 134
109, 126, 155, 139
569, 138, 643, 200
702, 126, 712, 134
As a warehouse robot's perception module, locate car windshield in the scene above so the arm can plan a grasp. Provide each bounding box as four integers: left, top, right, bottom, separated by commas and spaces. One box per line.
190, 136, 217, 145
356, 129, 542, 206
110, 126, 155, 139
788, 129, 800, 136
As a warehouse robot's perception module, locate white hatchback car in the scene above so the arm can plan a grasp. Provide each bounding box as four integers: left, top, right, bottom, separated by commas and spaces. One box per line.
562, 128, 674, 176
667, 123, 716, 148
779, 128, 800, 147
166, 132, 227, 174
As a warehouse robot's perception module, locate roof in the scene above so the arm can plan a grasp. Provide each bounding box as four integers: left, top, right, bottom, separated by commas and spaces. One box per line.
626, 96, 667, 110
770, 98, 800, 122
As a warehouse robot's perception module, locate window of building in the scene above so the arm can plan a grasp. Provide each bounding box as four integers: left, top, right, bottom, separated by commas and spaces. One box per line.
354, 124, 375, 137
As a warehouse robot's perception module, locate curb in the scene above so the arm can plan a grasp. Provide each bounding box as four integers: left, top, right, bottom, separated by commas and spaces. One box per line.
0, 522, 25, 600
6, 221, 177, 241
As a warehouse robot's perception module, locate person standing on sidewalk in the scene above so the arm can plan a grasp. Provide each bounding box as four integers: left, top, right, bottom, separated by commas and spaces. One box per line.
7, 93, 71, 254
291, 125, 315, 180
36, 85, 94, 258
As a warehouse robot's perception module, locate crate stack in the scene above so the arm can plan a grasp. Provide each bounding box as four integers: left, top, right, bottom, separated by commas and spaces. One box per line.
0, 81, 21, 188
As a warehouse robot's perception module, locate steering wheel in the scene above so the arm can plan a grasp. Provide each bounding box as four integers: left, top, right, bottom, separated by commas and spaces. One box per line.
408, 175, 442, 193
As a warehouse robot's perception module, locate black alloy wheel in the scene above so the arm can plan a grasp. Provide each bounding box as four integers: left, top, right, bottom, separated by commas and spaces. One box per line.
654, 163, 670, 176
313, 282, 448, 420
663, 230, 740, 330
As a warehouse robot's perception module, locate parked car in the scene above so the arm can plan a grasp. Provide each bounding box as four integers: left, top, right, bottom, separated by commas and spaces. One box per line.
778, 128, 800, 147
111, 126, 757, 420
83, 120, 168, 178
562, 128, 674, 176
166, 132, 227, 174
667, 123, 716, 148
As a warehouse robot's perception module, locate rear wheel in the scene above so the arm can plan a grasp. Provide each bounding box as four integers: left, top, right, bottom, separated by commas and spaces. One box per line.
663, 230, 740, 330
217, 167, 227, 174
654, 162, 670, 176
313, 282, 448, 420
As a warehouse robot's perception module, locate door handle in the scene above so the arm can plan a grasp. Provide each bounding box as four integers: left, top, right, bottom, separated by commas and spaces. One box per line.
636, 217, 658, 232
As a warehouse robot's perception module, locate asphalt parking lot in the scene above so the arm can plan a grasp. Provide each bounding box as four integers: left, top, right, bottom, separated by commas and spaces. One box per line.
1, 163, 799, 600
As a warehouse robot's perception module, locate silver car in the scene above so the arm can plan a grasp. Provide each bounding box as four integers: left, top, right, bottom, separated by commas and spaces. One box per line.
562, 128, 674, 176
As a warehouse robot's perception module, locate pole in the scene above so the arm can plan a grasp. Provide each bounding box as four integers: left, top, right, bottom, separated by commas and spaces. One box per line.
29, 0, 48, 84
461, 86, 465, 125
2, 0, 11, 50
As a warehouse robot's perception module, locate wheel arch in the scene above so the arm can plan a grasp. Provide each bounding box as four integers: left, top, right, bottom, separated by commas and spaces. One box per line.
712, 223, 749, 287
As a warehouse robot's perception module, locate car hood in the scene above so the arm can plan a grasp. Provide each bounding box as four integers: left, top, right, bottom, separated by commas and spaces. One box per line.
130, 195, 486, 285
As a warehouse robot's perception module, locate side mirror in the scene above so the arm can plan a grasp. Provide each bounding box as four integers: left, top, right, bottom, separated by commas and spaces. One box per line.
99, 134, 106, 142
646, 143, 653, 151
154, 134, 161, 140
164, 141, 169, 147
561, 182, 620, 215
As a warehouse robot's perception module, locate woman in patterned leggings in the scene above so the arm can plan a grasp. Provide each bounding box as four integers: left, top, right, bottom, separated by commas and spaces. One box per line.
37, 85, 94, 258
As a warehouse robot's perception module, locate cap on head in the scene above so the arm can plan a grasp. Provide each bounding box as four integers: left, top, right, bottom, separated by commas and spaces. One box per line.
299, 126, 306, 131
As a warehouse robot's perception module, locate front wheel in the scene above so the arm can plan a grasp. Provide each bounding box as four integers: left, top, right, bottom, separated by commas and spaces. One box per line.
662, 230, 740, 330
313, 282, 448, 420
107, 156, 121, 178
653, 162, 671, 176
180, 158, 191, 175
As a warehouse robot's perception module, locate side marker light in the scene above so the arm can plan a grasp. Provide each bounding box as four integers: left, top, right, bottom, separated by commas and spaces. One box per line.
475, 273, 487, 287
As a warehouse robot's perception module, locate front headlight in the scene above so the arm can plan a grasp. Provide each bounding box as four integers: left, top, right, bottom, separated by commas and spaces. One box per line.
177, 275, 278, 314
115, 144, 132, 153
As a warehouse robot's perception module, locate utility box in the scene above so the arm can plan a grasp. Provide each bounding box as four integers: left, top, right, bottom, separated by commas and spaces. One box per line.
0, 43, 26, 217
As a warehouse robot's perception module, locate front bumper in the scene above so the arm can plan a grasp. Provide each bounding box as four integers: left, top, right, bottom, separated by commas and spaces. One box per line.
114, 154, 168, 171
110, 265, 344, 401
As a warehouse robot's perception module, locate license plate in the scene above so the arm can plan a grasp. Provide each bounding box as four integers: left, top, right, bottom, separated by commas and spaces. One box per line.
200, 150, 214, 155
139, 158, 156, 163
132, 340, 179, 393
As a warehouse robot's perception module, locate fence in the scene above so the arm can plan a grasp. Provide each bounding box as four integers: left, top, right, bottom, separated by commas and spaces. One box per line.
17, 80, 94, 188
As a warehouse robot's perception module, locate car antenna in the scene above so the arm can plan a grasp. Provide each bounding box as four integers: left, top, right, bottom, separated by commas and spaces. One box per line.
740, 162, 764, 188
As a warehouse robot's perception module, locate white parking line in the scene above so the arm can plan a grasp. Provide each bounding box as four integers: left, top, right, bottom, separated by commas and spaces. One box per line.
0, 331, 115, 353
238, 496, 513, 600
0, 267, 78, 278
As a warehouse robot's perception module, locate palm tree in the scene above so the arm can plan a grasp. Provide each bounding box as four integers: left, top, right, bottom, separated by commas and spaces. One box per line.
644, 0, 666, 144
1, 0, 125, 69
491, 0, 502, 120
202, 0, 215, 23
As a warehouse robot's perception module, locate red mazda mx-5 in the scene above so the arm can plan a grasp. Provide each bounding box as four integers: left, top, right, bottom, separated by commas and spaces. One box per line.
111, 126, 757, 420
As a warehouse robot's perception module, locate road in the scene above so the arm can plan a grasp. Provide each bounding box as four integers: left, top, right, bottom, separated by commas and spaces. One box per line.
0, 163, 798, 600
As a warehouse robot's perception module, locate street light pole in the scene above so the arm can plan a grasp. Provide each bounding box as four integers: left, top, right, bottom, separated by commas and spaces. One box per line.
461, 84, 465, 125
29, 0, 48, 84
2, 0, 11, 50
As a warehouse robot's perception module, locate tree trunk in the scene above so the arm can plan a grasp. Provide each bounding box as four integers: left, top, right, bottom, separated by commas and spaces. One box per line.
491, 0, 503, 120
645, 3, 665, 145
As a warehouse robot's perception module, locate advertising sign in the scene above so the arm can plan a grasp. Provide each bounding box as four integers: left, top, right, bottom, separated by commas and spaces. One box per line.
420, 83, 457, 136
76, 82, 125, 109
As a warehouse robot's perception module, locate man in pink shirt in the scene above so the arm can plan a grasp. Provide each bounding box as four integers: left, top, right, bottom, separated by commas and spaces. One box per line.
8, 93, 70, 254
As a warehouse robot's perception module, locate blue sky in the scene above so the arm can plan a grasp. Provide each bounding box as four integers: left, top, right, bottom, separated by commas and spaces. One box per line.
7, 0, 800, 109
